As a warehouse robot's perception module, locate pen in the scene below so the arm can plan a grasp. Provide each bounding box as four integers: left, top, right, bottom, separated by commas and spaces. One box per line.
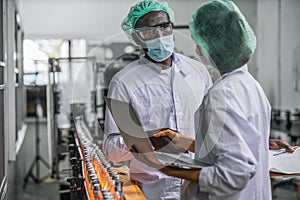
273, 146, 298, 156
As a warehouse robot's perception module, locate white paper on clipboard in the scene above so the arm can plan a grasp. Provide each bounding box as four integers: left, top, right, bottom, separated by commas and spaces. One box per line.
269, 148, 300, 174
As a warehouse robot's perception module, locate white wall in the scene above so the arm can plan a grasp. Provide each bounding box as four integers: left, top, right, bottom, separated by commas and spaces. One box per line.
257, 0, 280, 108
19, 0, 133, 41
257, 0, 300, 109
280, 0, 300, 109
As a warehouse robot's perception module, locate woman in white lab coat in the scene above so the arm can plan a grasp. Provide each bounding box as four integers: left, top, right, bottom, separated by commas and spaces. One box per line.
150, 0, 273, 199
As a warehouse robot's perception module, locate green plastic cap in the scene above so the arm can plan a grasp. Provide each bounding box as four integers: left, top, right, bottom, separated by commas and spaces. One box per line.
121, 0, 175, 46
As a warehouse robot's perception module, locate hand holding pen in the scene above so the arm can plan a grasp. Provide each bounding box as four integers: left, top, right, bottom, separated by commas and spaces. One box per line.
273, 146, 298, 156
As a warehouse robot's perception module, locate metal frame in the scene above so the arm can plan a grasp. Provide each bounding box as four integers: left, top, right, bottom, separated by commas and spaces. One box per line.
4, 0, 16, 162
0, 176, 7, 200
0, 0, 7, 199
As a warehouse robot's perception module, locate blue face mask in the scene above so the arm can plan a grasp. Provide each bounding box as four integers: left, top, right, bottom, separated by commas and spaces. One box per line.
144, 34, 175, 62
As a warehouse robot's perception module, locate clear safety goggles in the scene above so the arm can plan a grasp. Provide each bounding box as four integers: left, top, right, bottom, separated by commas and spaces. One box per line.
135, 22, 173, 40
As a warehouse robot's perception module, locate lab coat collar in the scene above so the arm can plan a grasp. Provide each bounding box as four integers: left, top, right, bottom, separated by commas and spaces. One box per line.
139, 53, 189, 76
214, 65, 248, 84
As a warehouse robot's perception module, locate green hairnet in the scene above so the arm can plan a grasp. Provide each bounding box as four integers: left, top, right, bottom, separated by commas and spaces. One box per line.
189, 0, 256, 73
121, 0, 175, 46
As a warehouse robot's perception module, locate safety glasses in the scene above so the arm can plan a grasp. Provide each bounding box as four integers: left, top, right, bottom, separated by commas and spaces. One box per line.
135, 22, 173, 40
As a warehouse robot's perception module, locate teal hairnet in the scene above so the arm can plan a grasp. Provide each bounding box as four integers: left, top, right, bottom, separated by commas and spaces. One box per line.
189, 0, 256, 73
121, 0, 175, 46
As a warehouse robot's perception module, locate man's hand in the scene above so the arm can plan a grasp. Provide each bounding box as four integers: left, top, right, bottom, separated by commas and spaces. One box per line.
153, 129, 179, 142
153, 129, 195, 152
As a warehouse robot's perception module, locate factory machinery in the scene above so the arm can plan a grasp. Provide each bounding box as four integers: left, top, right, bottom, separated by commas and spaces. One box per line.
43, 42, 146, 200
59, 117, 124, 200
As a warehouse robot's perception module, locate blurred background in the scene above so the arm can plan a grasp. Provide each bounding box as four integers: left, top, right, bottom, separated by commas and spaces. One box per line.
0, 0, 300, 199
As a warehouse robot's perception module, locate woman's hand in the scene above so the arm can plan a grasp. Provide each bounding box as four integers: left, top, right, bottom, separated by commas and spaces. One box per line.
269, 139, 295, 153
128, 145, 163, 169
159, 166, 200, 183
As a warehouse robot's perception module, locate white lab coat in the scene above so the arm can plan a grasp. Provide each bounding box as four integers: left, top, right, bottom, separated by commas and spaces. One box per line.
103, 53, 212, 200
181, 65, 272, 200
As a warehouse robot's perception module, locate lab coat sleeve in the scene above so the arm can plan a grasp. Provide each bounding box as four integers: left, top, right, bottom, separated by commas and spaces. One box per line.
197, 89, 258, 197
102, 79, 134, 162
